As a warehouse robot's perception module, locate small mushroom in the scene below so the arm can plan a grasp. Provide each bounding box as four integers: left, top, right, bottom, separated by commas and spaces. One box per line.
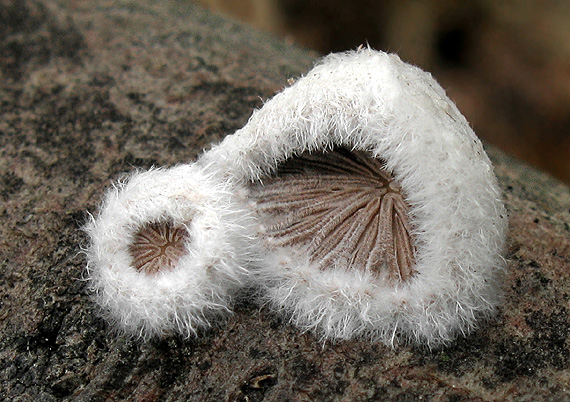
85, 164, 257, 338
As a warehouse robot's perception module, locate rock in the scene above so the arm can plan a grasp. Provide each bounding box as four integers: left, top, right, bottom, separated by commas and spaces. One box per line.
0, 1, 568, 401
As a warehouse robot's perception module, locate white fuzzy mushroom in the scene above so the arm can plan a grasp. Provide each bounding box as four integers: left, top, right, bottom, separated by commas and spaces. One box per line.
85, 163, 257, 338
199, 49, 507, 347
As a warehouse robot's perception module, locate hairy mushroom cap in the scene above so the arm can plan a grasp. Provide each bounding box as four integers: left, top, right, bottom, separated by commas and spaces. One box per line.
199, 49, 508, 347
85, 163, 257, 338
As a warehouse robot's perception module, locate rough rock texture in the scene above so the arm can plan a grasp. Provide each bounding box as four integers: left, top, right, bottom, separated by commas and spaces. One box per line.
0, 1, 569, 401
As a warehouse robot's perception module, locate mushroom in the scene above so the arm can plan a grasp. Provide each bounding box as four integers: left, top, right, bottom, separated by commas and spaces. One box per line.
200, 49, 507, 346
86, 49, 507, 346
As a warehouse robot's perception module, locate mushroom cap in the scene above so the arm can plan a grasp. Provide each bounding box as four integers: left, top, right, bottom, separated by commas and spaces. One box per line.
85, 163, 257, 338
200, 49, 507, 346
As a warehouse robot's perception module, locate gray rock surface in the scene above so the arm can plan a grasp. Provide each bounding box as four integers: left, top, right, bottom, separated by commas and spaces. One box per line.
1, 1, 568, 401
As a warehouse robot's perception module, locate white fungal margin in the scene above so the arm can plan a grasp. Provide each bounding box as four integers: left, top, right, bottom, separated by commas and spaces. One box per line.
84, 163, 258, 339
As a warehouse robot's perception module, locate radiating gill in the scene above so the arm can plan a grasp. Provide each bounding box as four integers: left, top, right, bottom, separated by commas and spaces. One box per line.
251, 147, 416, 282
128, 222, 189, 275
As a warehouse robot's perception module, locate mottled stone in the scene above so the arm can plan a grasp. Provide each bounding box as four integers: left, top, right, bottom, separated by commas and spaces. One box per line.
0, 1, 568, 401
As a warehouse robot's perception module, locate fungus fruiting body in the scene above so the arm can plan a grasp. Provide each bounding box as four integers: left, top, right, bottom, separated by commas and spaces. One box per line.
86, 49, 506, 346
85, 164, 257, 338
200, 49, 507, 346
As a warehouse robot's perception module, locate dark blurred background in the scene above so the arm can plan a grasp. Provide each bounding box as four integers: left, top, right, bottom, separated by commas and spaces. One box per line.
194, 0, 570, 185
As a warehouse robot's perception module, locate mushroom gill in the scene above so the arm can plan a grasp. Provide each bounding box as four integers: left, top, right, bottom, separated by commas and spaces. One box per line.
250, 147, 416, 282
128, 221, 189, 275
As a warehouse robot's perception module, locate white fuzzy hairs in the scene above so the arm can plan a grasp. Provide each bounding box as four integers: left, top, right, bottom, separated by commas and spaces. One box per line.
85, 49, 507, 346
85, 164, 257, 338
